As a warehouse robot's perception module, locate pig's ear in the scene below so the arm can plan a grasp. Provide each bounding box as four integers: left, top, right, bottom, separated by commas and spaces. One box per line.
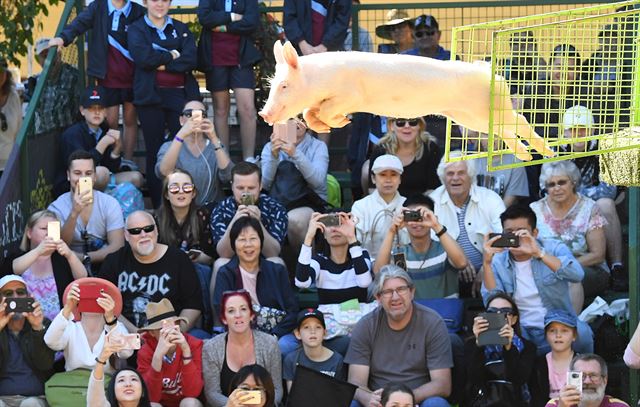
282, 41, 299, 70
274, 40, 285, 64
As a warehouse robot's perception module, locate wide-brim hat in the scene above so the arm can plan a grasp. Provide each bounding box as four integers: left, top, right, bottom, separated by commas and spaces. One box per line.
376, 9, 413, 40
63, 277, 122, 321
138, 298, 188, 331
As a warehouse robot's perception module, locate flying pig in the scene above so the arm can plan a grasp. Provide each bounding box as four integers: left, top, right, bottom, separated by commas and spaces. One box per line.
259, 41, 554, 161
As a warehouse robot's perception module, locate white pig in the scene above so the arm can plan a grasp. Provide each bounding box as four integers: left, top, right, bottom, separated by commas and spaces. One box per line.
259, 40, 554, 161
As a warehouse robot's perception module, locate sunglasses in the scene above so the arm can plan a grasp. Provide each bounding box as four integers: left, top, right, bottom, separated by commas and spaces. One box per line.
415, 30, 437, 38
487, 306, 515, 315
126, 224, 155, 235
0, 112, 7, 132
1, 288, 27, 297
182, 109, 207, 118
545, 179, 570, 189
168, 183, 194, 194
395, 119, 420, 127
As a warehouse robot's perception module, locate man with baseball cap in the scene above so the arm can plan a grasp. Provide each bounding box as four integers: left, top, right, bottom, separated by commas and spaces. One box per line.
559, 105, 625, 291
351, 154, 410, 261
54, 85, 143, 196
0, 275, 55, 407
402, 14, 452, 60
136, 298, 203, 407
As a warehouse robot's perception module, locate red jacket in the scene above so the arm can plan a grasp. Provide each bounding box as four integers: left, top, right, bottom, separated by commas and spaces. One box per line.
138, 332, 204, 406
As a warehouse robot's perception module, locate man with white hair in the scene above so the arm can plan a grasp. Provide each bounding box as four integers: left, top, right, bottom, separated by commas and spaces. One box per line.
545, 353, 629, 407
430, 153, 505, 296
98, 211, 202, 334
0, 275, 54, 407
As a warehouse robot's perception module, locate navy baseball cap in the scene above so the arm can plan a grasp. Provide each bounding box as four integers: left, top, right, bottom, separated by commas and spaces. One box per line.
544, 309, 577, 329
82, 86, 107, 108
296, 308, 326, 329
414, 14, 439, 30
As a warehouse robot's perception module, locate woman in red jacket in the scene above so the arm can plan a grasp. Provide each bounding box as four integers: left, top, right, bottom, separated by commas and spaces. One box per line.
136, 298, 204, 407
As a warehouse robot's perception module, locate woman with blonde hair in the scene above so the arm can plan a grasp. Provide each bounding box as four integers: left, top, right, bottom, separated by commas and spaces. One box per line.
11, 210, 87, 321
362, 117, 441, 197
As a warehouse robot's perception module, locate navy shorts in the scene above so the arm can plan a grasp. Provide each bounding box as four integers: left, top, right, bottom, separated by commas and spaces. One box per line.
206, 65, 255, 92
100, 86, 134, 107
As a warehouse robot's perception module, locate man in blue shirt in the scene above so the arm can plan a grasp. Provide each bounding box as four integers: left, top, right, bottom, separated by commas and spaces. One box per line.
481, 205, 593, 355
402, 14, 452, 60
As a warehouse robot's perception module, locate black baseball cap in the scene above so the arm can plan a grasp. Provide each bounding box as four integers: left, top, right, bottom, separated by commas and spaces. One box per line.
81, 85, 107, 108
296, 308, 326, 329
414, 14, 439, 30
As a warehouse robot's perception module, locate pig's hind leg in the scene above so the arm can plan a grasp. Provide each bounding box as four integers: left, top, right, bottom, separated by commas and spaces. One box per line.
303, 107, 331, 133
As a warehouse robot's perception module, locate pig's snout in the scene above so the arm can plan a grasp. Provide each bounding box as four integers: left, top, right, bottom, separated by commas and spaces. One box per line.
258, 110, 272, 124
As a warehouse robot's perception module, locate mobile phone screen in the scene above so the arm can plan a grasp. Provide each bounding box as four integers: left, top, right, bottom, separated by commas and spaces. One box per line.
48, 221, 60, 241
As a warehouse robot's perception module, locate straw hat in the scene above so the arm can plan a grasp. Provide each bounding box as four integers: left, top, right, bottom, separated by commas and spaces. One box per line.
376, 9, 413, 40
138, 298, 188, 331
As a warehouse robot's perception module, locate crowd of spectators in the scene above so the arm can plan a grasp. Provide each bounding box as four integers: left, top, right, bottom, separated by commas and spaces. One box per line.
0, 1, 636, 406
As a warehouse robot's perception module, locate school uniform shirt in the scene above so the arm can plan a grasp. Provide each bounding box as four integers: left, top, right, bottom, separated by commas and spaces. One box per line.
283, 0, 351, 51
58, 0, 145, 81
127, 15, 199, 105
98, 245, 203, 328
137, 332, 204, 407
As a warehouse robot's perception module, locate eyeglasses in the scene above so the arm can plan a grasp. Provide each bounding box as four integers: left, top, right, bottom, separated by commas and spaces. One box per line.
126, 224, 155, 235
415, 30, 437, 38
582, 372, 604, 382
1, 288, 27, 297
487, 306, 515, 316
545, 179, 571, 189
238, 385, 265, 391
181, 109, 207, 118
395, 119, 420, 127
168, 183, 194, 194
0, 112, 7, 132
379, 285, 412, 299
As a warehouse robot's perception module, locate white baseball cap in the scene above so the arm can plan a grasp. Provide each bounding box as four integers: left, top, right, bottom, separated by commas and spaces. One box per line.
371, 154, 404, 175
0, 275, 27, 291
563, 105, 594, 131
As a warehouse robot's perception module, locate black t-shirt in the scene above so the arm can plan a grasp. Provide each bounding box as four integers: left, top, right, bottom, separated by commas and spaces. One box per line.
98, 244, 203, 328
369, 141, 441, 198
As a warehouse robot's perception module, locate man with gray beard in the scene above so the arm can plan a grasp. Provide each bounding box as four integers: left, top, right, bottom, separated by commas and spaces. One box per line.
545, 353, 629, 407
0, 275, 54, 407
99, 211, 202, 334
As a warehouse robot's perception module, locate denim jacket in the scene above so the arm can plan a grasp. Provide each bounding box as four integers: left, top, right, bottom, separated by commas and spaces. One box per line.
481, 238, 584, 313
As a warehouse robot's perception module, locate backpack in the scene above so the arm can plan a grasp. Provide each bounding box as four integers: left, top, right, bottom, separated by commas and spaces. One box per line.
326, 174, 342, 208
45, 368, 111, 407
105, 181, 144, 221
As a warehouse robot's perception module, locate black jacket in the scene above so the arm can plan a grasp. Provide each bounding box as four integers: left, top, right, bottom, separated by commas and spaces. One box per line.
127, 16, 200, 106
196, 0, 262, 73
59, 0, 145, 80
283, 0, 351, 52
0, 320, 55, 384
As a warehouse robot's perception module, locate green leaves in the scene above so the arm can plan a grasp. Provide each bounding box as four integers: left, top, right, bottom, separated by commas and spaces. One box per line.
0, 0, 60, 67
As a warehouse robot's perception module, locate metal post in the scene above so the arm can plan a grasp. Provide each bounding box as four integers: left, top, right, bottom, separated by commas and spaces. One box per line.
630, 187, 639, 406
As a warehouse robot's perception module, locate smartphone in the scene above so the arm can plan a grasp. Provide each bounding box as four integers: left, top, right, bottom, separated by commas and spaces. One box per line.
477, 312, 509, 346
78, 283, 105, 314
47, 221, 60, 241
240, 192, 255, 206
566, 371, 583, 393
392, 251, 407, 271
78, 176, 93, 202
273, 120, 297, 144
489, 232, 520, 248
191, 109, 202, 120
4, 297, 35, 313
318, 214, 341, 227
243, 390, 262, 405
403, 210, 423, 222
108, 331, 141, 350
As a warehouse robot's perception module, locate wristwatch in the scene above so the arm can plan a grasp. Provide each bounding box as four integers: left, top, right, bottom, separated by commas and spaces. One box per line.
535, 248, 546, 260
348, 240, 361, 249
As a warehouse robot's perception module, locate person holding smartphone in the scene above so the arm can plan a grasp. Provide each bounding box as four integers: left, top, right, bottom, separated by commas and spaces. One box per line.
225, 364, 276, 407
462, 292, 536, 407
0, 275, 54, 407
11, 210, 87, 322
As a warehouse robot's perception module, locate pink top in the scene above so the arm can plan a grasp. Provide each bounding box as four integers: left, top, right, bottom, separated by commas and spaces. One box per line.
239, 266, 259, 306
623, 344, 640, 369
546, 352, 568, 399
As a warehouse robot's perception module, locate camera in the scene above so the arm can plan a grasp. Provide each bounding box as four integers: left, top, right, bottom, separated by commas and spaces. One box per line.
489, 232, 520, 248
403, 210, 422, 222
392, 252, 407, 271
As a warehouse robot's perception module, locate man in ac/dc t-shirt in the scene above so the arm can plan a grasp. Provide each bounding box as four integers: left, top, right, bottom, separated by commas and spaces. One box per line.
99, 211, 202, 333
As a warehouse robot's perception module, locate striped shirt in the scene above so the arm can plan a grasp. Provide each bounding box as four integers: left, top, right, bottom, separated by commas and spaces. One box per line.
403, 241, 459, 300
296, 244, 372, 304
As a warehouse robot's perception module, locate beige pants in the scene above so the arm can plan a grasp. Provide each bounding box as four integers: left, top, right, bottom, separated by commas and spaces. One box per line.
0, 396, 47, 407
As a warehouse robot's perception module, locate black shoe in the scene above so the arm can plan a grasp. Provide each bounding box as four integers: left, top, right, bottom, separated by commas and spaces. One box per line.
610, 265, 629, 292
